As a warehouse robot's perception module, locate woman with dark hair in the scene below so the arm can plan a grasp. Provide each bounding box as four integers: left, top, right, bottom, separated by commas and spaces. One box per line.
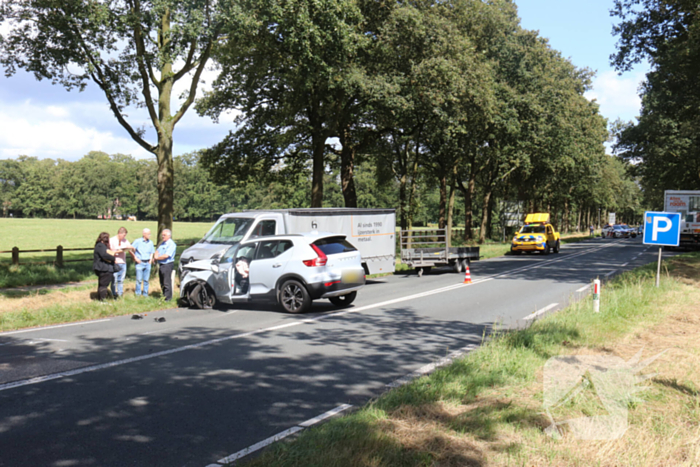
93, 232, 116, 300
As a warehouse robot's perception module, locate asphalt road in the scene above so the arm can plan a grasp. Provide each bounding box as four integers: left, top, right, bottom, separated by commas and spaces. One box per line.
0, 236, 659, 466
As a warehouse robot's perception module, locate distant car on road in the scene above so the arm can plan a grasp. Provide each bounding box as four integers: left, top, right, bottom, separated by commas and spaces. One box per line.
180, 233, 366, 313
617, 224, 637, 238
511, 213, 561, 255
602, 224, 630, 238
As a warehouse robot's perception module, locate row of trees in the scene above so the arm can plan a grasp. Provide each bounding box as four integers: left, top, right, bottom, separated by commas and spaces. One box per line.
0, 0, 643, 239
0, 151, 399, 222
198, 0, 641, 239
0, 149, 640, 237
611, 0, 700, 207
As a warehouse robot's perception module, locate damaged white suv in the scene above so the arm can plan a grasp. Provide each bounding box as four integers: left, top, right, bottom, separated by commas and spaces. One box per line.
179, 233, 366, 313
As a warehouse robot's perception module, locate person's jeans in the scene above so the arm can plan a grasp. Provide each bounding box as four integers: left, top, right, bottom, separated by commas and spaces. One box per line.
135, 262, 152, 296
111, 263, 127, 297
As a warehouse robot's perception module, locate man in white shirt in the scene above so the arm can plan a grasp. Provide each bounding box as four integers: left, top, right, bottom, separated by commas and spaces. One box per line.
109, 226, 134, 298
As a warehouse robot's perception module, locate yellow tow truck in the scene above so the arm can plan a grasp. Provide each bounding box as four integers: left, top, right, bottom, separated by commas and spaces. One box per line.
510, 213, 560, 255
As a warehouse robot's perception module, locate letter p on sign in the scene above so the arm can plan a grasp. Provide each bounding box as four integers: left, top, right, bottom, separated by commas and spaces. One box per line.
652, 217, 672, 241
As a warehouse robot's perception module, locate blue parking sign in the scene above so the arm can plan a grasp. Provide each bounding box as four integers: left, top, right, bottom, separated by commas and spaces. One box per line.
643, 211, 681, 246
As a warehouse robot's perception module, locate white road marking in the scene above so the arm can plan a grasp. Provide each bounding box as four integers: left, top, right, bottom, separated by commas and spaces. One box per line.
33, 338, 69, 342
0, 319, 111, 336
575, 284, 592, 293
605, 270, 617, 277
215, 426, 303, 465
523, 303, 558, 321
298, 404, 353, 427
212, 404, 354, 466
386, 344, 479, 388
0, 240, 628, 393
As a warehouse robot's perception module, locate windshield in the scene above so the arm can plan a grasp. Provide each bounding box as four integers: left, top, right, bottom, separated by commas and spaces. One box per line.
201, 217, 254, 244
520, 225, 546, 234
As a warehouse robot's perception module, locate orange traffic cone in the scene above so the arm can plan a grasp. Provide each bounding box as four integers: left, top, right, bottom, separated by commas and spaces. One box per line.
463, 262, 472, 284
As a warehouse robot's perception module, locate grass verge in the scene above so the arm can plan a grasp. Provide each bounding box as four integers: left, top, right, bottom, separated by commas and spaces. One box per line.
0, 279, 177, 332
243, 252, 700, 467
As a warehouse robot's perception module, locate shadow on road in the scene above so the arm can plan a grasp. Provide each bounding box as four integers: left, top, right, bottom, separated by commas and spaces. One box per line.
0, 306, 490, 467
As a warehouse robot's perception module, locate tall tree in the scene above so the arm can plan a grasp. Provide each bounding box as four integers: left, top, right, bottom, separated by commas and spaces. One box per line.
198, 0, 368, 207
0, 0, 233, 236
611, 0, 700, 204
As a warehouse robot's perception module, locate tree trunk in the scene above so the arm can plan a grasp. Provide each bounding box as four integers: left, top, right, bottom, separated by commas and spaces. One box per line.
438, 174, 447, 229
156, 35, 174, 239
446, 166, 457, 246
479, 189, 492, 244
310, 107, 324, 207
339, 126, 357, 208
459, 175, 475, 241
564, 199, 570, 233
407, 152, 419, 229
577, 209, 582, 232
399, 172, 408, 232
155, 134, 174, 239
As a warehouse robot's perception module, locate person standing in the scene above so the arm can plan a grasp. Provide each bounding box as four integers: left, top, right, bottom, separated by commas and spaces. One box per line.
109, 227, 133, 298
589, 225, 595, 237
154, 229, 177, 301
93, 232, 116, 301
130, 228, 155, 296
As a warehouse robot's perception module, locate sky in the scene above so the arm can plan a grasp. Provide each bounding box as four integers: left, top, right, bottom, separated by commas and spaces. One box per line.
0, 0, 648, 162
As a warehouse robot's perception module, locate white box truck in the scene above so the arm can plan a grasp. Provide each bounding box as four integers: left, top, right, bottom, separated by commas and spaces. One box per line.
179, 208, 396, 275
664, 190, 700, 247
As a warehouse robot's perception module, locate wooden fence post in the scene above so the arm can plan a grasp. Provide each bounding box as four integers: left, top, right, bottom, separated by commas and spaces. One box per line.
12, 247, 19, 266
56, 245, 63, 268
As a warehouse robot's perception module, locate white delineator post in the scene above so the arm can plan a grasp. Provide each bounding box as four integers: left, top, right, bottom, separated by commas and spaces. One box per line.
593, 279, 601, 313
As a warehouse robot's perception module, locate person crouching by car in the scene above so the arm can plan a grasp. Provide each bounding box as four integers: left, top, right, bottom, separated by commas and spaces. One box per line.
93, 232, 116, 301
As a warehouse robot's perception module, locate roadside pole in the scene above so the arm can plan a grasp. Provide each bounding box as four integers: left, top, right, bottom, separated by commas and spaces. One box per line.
593, 279, 600, 313
656, 247, 662, 288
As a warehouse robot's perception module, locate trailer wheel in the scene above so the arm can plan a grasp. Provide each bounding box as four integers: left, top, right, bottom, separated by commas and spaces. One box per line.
452, 260, 464, 273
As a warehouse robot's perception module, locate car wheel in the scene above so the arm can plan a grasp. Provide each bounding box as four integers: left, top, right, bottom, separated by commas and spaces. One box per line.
543, 244, 550, 255
278, 280, 311, 314
189, 282, 215, 309
510, 247, 521, 255
329, 292, 357, 308
554, 240, 560, 253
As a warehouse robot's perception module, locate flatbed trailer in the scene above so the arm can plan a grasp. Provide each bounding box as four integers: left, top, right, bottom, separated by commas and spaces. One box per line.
399, 229, 480, 277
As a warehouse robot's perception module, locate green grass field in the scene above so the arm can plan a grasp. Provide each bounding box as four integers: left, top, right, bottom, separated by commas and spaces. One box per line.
0, 218, 214, 251
0, 218, 215, 288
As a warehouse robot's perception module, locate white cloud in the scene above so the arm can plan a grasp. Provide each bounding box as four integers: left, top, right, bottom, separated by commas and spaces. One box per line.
585, 69, 647, 123
0, 101, 153, 160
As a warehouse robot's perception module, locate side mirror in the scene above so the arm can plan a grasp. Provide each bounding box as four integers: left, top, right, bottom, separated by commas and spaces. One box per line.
211, 263, 220, 273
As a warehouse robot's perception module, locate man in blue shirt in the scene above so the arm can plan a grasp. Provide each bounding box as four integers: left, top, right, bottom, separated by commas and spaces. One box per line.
130, 228, 155, 296
154, 229, 177, 301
